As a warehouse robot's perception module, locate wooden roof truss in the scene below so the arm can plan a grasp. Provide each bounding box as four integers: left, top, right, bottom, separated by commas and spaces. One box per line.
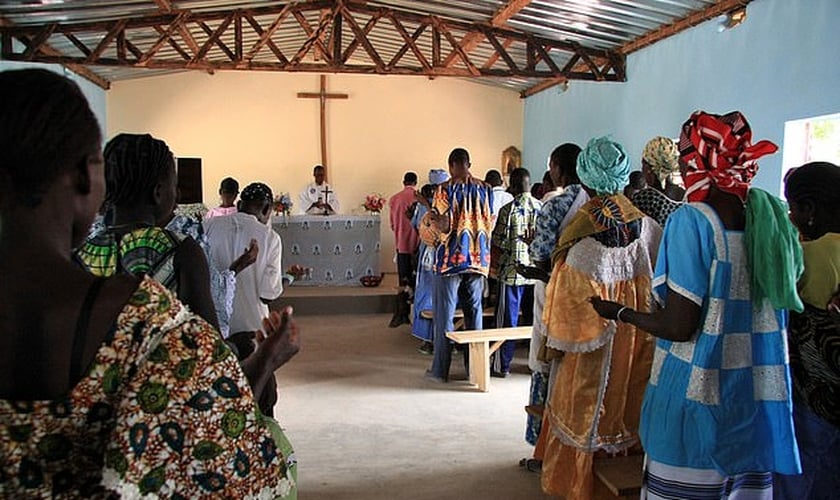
0, 0, 625, 91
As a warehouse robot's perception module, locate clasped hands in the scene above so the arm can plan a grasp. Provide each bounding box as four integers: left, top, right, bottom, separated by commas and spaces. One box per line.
252, 306, 301, 372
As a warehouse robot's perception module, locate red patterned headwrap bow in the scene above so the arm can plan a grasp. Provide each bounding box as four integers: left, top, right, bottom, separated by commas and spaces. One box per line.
678, 111, 778, 202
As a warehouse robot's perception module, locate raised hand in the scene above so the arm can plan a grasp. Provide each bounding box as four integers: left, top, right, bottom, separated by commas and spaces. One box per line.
230, 238, 259, 275
519, 227, 536, 245
254, 306, 300, 371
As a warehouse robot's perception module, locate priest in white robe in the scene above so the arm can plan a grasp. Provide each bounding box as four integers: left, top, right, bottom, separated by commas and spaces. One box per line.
299, 164, 340, 215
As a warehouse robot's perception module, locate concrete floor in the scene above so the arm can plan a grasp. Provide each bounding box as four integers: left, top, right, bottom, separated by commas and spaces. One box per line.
273, 313, 554, 500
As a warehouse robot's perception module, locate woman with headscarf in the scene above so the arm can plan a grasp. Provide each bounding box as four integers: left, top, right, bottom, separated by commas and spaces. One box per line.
591, 111, 803, 498
411, 168, 450, 354
539, 136, 661, 499
774, 162, 840, 498
631, 136, 684, 226
0, 69, 297, 498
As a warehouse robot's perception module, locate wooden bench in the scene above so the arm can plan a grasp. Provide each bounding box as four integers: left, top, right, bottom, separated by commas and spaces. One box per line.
445, 326, 531, 392
593, 454, 643, 498
419, 307, 494, 331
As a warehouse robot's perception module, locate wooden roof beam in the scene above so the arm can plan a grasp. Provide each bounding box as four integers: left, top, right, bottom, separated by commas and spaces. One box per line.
21, 24, 56, 59
195, 15, 235, 62
387, 14, 430, 71
291, 8, 334, 64
443, 0, 532, 68
25, 38, 110, 89
153, 24, 192, 61
519, 53, 611, 98
520, 76, 566, 98
481, 30, 517, 72
1, 3, 621, 84
242, 6, 293, 64
339, 7, 382, 66
139, 11, 185, 65
620, 0, 753, 55
0, 16, 110, 89
435, 18, 480, 76
153, 0, 173, 13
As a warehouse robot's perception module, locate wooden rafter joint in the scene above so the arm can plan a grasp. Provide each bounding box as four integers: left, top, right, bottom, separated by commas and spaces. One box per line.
0, 1, 624, 84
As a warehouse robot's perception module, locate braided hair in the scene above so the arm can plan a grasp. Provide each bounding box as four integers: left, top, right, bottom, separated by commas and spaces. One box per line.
103, 133, 175, 208
0, 69, 101, 208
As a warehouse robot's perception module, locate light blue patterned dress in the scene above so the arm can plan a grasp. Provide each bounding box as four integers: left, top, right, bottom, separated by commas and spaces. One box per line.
410, 204, 434, 342
640, 203, 800, 496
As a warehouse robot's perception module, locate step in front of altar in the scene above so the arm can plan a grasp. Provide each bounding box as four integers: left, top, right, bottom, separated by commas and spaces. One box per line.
269, 273, 398, 315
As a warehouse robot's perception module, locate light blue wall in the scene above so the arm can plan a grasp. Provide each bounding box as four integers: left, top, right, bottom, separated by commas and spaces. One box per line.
0, 60, 107, 134
523, 0, 840, 195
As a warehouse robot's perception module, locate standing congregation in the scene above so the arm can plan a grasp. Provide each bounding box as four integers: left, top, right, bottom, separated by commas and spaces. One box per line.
1, 67, 839, 500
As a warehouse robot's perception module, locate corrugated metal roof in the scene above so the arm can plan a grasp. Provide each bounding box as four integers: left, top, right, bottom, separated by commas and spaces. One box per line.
0, 0, 722, 93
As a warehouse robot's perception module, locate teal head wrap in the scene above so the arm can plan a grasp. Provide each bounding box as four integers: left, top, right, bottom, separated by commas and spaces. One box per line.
576, 136, 631, 195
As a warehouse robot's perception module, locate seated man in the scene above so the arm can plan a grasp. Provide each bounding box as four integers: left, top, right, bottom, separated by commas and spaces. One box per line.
300, 164, 340, 215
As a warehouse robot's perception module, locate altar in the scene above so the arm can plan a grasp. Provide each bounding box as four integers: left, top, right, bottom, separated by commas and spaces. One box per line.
272, 214, 381, 286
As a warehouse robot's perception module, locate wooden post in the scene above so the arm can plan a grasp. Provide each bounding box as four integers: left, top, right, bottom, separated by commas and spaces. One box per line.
296, 74, 348, 175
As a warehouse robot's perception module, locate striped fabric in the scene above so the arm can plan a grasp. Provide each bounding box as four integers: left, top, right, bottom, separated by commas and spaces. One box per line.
643, 457, 772, 500
678, 111, 777, 203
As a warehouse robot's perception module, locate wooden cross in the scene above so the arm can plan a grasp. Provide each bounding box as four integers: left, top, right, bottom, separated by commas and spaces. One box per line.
296, 75, 348, 177
320, 184, 334, 203
320, 184, 335, 214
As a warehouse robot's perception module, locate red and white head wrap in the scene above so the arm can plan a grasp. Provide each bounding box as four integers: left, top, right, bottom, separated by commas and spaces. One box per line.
678, 111, 778, 202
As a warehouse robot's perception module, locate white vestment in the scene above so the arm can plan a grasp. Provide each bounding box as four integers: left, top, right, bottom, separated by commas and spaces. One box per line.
299, 182, 340, 215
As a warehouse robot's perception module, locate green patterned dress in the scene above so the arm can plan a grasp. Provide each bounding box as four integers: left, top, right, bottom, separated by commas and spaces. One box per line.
0, 278, 296, 498
75, 226, 184, 289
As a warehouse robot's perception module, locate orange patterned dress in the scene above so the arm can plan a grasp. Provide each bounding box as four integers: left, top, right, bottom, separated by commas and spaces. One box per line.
540, 195, 660, 499
0, 277, 295, 499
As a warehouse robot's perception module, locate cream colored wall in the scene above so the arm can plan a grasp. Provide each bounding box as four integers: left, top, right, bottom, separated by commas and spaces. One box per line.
107, 71, 523, 271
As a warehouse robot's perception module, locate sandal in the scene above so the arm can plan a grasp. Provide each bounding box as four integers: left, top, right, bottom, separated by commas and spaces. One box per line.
518, 458, 542, 473
524, 405, 544, 418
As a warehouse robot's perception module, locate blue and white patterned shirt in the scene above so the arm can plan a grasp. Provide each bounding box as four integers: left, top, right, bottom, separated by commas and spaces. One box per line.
529, 184, 582, 262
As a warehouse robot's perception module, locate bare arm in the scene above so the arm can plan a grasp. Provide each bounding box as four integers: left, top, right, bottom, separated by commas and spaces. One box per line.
590, 287, 702, 342
240, 307, 301, 402
229, 239, 258, 275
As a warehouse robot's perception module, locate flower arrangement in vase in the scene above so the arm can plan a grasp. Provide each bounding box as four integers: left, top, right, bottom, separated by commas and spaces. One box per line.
362, 194, 386, 214
273, 193, 293, 216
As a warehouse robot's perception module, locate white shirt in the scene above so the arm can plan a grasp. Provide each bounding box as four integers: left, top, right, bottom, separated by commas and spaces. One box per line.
205, 212, 283, 334
491, 186, 514, 222
300, 181, 340, 215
